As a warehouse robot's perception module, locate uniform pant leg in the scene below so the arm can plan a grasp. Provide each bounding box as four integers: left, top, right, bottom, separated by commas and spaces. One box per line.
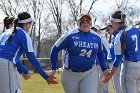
0, 58, 18, 93
16, 70, 22, 93
97, 65, 103, 93
61, 69, 80, 93
97, 65, 109, 93
121, 62, 127, 93
110, 63, 122, 93
137, 79, 140, 93
125, 62, 140, 93
80, 67, 98, 93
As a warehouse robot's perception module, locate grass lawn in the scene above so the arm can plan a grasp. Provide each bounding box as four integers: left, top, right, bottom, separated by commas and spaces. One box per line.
21, 72, 114, 93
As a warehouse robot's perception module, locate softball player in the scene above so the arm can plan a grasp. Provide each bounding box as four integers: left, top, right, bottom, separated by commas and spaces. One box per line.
102, 11, 140, 93
91, 25, 110, 93
49, 13, 110, 93
0, 12, 57, 93
102, 20, 122, 93
2, 16, 31, 91
3, 16, 15, 32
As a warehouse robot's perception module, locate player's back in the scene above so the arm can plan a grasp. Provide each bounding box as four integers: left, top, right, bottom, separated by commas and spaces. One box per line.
125, 27, 140, 61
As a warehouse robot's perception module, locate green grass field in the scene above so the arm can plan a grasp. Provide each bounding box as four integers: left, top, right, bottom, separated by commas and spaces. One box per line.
21, 72, 114, 93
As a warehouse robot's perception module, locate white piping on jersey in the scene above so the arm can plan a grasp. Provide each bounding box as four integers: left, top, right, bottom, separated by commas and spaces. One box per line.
13, 47, 21, 64
21, 29, 34, 52
101, 37, 110, 53
55, 29, 101, 47
114, 26, 132, 55
0, 28, 13, 46
90, 29, 101, 37
55, 29, 80, 47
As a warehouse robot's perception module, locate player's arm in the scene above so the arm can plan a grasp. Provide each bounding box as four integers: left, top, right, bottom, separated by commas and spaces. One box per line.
19, 31, 57, 84
97, 40, 108, 72
50, 32, 69, 70
16, 60, 28, 75
98, 44, 111, 80
50, 33, 69, 73
16, 59, 31, 80
25, 52, 49, 79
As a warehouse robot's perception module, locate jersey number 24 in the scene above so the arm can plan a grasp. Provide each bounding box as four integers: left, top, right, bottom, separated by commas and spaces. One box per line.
79, 49, 92, 57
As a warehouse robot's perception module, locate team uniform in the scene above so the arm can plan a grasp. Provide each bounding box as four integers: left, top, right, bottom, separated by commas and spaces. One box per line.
107, 30, 122, 93
113, 26, 140, 93
50, 28, 108, 93
96, 36, 110, 93
0, 27, 49, 93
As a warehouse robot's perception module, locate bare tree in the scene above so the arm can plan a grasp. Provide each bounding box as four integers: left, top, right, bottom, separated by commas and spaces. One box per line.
0, 0, 50, 57
67, 0, 98, 21
28, 0, 46, 57
0, 0, 20, 16
46, 0, 62, 38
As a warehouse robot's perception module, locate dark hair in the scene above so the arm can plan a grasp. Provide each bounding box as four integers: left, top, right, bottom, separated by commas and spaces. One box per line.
111, 11, 126, 24
14, 12, 31, 29
3, 16, 15, 32
7, 12, 31, 43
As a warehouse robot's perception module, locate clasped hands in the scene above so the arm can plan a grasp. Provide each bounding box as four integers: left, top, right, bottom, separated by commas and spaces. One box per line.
101, 69, 114, 85
46, 70, 58, 85
22, 70, 58, 85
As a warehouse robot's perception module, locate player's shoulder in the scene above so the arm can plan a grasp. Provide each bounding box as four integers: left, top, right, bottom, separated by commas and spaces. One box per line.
90, 29, 101, 38
125, 26, 133, 32
68, 28, 80, 34
129, 26, 140, 32
101, 37, 108, 42
62, 28, 80, 37
16, 27, 31, 39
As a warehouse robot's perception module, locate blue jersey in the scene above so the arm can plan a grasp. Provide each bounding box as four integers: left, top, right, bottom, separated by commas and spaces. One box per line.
107, 30, 120, 62
0, 27, 48, 79
50, 28, 108, 71
113, 26, 140, 67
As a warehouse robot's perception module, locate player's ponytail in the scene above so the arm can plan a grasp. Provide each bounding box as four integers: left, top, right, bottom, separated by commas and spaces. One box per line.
121, 12, 126, 52
3, 16, 15, 32
6, 18, 18, 43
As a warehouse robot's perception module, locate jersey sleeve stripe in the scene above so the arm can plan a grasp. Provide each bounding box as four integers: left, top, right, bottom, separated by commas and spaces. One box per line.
55, 29, 79, 47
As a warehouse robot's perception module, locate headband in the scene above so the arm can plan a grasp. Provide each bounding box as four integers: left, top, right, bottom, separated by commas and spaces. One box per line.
111, 18, 122, 22
18, 17, 34, 23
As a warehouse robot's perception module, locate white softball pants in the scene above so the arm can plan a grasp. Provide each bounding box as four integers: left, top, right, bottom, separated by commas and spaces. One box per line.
109, 63, 122, 93
0, 58, 21, 93
61, 66, 98, 93
96, 64, 109, 93
121, 61, 140, 93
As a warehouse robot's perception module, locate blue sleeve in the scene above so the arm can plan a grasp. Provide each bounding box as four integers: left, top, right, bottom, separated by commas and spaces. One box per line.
113, 55, 123, 68
50, 34, 69, 70
16, 60, 28, 74
103, 45, 108, 62
26, 52, 49, 80
50, 46, 59, 70
98, 43, 108, 71
95, 56, 99, 64
98, 51, 108, 71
